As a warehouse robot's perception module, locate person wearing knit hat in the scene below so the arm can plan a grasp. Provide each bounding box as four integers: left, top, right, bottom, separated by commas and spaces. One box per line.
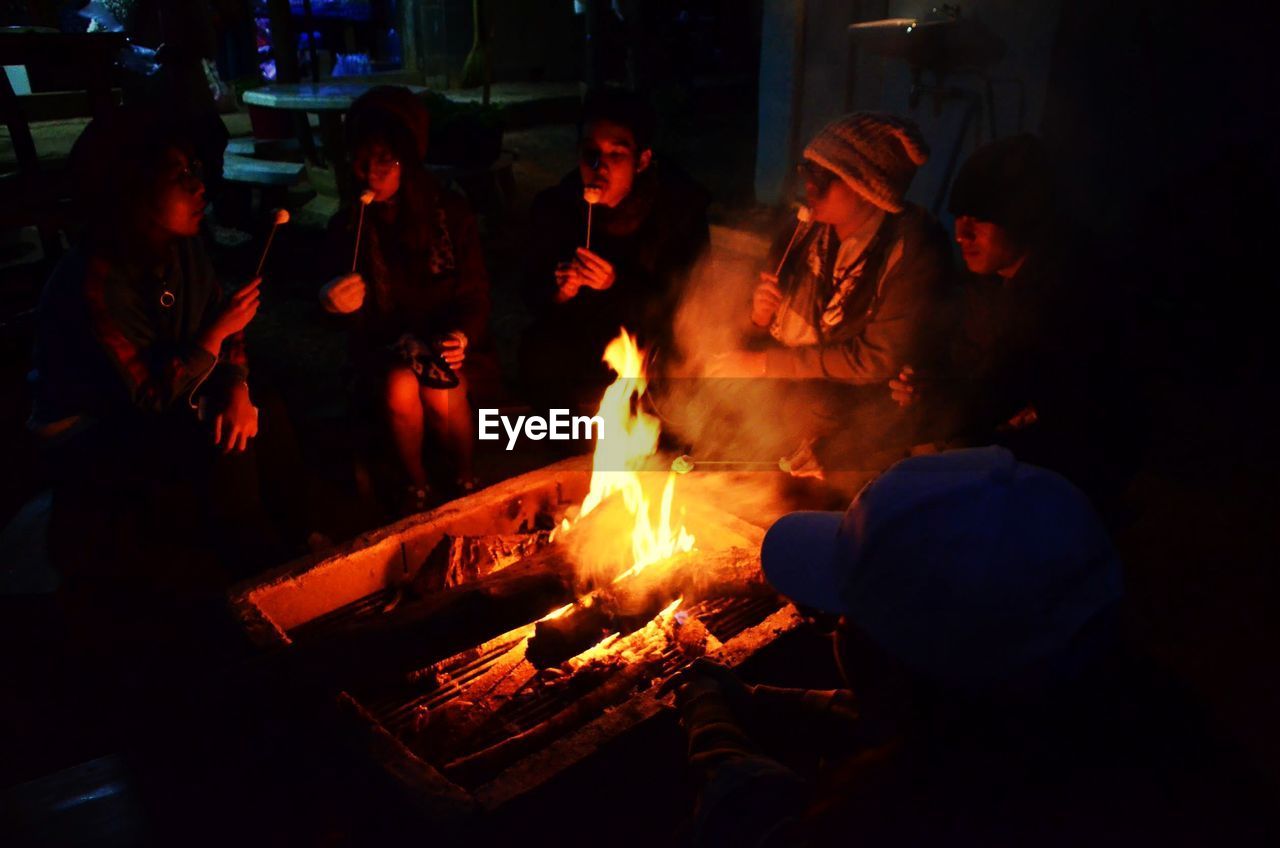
319, 86, 491, 514
802, 112, 931, 214
707, 112, 952, 482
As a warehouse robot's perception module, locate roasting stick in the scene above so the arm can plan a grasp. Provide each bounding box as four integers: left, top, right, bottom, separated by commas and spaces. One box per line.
254, 208, 290, 278
351, 189, 376, 273
671, 454, 783, 474
583, 186, 602, 250
772, 204, 812, 278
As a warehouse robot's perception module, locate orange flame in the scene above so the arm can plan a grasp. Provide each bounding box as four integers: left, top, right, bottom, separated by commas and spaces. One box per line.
560, 329, 694, 581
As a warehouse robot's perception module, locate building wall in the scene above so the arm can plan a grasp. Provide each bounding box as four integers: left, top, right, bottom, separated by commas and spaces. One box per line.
756, 0, 1062, 219
487, 0, 582, 82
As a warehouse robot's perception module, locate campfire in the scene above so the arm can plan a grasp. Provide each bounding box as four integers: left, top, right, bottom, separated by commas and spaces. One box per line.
231, 329, 801, 818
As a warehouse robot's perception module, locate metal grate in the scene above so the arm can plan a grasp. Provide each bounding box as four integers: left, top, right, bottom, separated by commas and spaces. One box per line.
359, 593, 784, 767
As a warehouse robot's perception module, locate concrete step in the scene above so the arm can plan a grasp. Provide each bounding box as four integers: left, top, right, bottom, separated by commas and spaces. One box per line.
223, 153, 305, 187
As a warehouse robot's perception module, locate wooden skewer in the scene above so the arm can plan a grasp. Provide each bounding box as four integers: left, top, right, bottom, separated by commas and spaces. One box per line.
352, 190, 376, 273
254, 208, 289, 278
671, 455, 781, 474
583, 186, 602, 251
772, 205, 813, 278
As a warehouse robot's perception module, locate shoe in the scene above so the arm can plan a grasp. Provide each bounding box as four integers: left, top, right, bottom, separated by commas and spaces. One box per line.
400, 485, 432, 517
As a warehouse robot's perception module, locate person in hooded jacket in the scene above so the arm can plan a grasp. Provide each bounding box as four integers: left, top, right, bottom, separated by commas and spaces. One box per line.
320, 87, 491, 513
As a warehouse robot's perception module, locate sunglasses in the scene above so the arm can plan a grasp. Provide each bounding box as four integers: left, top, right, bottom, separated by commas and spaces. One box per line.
797, 160, 838, 195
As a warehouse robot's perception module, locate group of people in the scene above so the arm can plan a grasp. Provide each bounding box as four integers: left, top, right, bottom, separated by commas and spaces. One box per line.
26, 82, 1121, 636
22, 82, 1267, 843
25, 86, 1098, 650
701, 113, 1105, 495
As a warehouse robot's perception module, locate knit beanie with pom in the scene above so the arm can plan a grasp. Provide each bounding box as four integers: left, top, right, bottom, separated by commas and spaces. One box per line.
804, 112, 929, 213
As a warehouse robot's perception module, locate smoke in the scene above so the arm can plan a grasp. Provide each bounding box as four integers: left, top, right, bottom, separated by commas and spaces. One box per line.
657, 244, 812, 466
651, 222, 914, 507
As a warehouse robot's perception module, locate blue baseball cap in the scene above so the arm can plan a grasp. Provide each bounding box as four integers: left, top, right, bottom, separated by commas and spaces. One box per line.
762, 447, 1123, 689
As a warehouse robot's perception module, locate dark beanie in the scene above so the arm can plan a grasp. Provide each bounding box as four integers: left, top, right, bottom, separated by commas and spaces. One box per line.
346, 86, 430, 160
948, 133, 1055, 244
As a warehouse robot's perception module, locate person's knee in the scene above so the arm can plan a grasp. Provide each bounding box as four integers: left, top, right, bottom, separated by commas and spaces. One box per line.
384, 368, 421, 418
420, 383, 469, 425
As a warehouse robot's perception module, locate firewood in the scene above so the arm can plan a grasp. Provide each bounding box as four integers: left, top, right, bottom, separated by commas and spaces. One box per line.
522, 546, 762, 669
442, 658, 658, 785
285, 559, 575, 686
413, 531, 554, 595
525, 600, 616, 669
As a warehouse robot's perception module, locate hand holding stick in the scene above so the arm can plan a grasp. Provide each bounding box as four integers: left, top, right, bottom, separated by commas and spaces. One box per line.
254, 208, 290, 278
352, 190, 376, 273
773, 204, 812, 278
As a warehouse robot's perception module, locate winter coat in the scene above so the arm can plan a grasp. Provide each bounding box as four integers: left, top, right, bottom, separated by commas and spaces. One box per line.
759, 204, 952, 385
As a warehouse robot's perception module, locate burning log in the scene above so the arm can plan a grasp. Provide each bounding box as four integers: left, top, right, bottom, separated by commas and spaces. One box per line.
443, 658, 656, 785
412, 530, 554, 594
439, 599, 727, 784
525, 546, 763, 669
284, 556, 575, 686
526, 596, 635, 669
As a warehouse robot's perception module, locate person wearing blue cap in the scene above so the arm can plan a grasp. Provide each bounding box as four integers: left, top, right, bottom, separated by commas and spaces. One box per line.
670, 446, 1249, 845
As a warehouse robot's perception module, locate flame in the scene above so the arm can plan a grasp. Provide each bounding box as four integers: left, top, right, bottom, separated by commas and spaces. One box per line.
563, 329, 694, 581
565, 598, 684, 671
539, 603, 574, 621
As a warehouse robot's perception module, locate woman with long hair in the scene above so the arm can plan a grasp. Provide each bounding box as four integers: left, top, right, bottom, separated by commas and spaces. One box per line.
320, 87, 490, 513
29, 105, 278, 665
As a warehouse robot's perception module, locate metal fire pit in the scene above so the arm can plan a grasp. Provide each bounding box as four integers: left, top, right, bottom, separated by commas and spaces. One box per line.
230, 457, 801, 822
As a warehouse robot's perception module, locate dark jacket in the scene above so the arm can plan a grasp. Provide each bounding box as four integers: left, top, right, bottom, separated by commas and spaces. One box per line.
29, 237, 246, 436
327, 176, 491, 355
759, 204, 952, 385
946, 247, 1078, 431
525, 163, 710, 346
686, 667, 1273, 847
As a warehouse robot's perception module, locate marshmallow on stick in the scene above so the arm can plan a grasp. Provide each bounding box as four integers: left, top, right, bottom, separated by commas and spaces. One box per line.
773, 204, 812, 278
583, 186, 603, 250
254, 208, 290, 278
351, 190, 376, 273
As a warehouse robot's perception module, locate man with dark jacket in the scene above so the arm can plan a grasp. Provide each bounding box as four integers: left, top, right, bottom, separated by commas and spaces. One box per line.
520, 89, 710, 412
891, 134, 1128, 503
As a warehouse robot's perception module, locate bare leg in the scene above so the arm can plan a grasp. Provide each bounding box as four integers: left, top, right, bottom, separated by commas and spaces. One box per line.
384, 367, 428, 489
420, 375, 473, 486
